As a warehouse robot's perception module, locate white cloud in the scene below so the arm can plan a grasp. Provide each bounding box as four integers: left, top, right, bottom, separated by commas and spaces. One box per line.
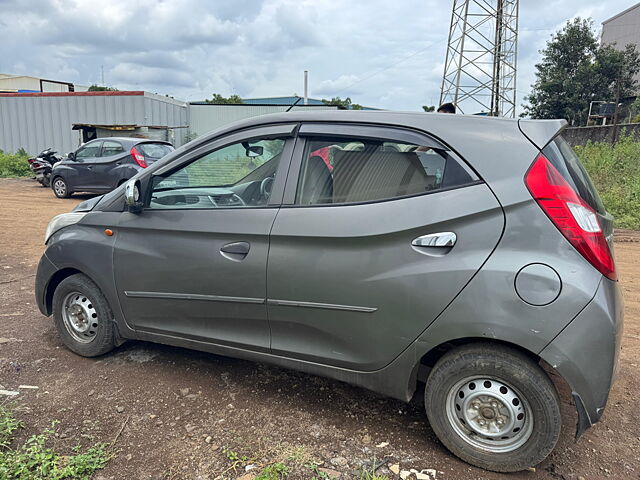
0, 0, 636, 112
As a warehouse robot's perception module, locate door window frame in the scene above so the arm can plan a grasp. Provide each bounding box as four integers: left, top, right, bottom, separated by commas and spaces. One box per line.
99, 140, 124, 157
281, 123, 480, 206
143, 123, 298, 210
75, 140, 103, 160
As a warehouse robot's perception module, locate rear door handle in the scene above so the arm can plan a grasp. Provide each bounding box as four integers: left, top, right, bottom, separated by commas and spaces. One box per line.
412, 232, 457, 254
220, 241, 250, 261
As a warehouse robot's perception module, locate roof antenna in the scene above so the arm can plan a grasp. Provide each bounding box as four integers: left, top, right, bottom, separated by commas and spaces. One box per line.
285, 96, 302, 112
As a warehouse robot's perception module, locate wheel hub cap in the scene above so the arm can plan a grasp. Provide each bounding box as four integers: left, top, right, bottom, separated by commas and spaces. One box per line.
446, 376, 533, 453
54, 180, 65, 195
62, 292, 98, 343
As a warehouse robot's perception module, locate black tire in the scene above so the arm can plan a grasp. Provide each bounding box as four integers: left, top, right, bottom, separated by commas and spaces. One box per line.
52, 176, 71, 198
424, 343, 561, 472
52, 273, 116, 357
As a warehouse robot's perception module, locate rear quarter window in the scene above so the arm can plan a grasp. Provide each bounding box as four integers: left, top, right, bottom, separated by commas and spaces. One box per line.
542, 136, 605, 214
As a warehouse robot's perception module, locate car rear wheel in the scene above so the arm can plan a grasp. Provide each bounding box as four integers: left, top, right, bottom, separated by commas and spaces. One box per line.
52, 176, 71, 198
424, 343, 561, 472
52, 273, 116, 357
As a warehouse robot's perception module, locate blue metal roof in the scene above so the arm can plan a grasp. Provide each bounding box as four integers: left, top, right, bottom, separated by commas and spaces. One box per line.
242, 96, 326, 106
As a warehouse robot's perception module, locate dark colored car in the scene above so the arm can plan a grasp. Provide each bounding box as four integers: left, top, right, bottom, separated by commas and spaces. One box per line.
51, 137, 174, 198
36, 111, 623, 472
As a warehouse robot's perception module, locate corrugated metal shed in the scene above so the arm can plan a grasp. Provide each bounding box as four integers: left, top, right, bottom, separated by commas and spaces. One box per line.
0, 91, 187, 155
187, 103, 338, 138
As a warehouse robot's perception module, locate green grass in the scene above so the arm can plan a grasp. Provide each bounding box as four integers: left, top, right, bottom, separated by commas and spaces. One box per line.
575, 134, 640, 230
254, 462, 290, 480
0, 149, 31, 177
0, 403, 111, 480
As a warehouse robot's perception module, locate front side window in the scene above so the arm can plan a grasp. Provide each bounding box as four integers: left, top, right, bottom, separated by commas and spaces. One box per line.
76, 142, 102, 159
296, 136, 475, 205
149, 138, 286, 209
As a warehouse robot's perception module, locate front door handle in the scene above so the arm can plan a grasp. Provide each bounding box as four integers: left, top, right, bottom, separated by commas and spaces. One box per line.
220, 241, 250, 261
412, 232, 457, 256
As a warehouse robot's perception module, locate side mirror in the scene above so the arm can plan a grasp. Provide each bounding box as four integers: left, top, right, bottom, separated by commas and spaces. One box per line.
67, 151, 75, 161
124, 179, 143, 213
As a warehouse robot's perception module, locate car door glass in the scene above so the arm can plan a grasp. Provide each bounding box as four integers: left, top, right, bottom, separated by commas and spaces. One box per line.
100, 141, 124, 157
296, 137, 475, 205
149, 138, 286, 209
75, 142, 102, 159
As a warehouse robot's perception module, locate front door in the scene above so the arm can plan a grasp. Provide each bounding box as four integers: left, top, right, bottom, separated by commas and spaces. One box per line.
267, 124, 505, 370
113, 124, 296, 351
70, 140, 102, 190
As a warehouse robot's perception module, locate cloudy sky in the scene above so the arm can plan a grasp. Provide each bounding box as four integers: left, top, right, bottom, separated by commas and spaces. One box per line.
0, 0, 635, 112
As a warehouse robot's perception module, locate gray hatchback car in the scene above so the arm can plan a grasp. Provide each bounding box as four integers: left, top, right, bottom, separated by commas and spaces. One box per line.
35, 111, 623, 472
51, 137, 174, 198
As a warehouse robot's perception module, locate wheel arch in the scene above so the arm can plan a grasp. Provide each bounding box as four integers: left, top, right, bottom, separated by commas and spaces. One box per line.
412, 336, 576, 435
44, 267, 99, 315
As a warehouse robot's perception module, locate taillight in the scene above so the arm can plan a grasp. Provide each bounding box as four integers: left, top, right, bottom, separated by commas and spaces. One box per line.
130, 146, 147, 168
525, 154, 616, 280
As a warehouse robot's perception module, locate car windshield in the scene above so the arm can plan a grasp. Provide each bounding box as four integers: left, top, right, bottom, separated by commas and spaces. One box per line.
137, 143, 174, 159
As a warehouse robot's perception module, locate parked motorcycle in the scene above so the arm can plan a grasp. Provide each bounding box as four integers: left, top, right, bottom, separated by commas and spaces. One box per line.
27, 148, 63, 187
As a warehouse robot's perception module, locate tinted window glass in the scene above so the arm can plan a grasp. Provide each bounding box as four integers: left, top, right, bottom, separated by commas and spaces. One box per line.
149, 138, 285, 209
296, 137, 475, 205
137, 143, 174, 159
76, 142, 101, 159
542, 136, 605, 214
101, 141, 124, 156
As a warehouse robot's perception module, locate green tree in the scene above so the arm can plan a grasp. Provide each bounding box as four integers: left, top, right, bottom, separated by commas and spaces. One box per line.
321, 96, 363, 110
630, 97, 640, 123
206, 93, 243, 104
422, 105, 435, 112
523, 18, 640, 126
88, 84, 118, 91
522, 18, 600, 125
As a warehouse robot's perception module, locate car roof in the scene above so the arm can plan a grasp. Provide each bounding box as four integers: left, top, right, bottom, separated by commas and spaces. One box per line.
84, 137, 171, 146
188, 110, 566, 153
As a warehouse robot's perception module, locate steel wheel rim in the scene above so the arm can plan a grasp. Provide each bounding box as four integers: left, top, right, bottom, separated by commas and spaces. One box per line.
445, 376, 533, 453
61, 291, 98, 343
54, 179, 66, 196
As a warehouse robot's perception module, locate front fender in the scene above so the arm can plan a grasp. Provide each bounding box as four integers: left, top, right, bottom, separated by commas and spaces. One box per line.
38, 211, 135, 337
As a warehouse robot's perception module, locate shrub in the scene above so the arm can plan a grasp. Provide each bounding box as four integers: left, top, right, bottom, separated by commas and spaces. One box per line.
0, 149, 31, 177
575, 134, 640, 230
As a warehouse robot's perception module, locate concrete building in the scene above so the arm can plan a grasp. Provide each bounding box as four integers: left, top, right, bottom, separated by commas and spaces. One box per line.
602, 3, 640, 86
0, 91, 188, 155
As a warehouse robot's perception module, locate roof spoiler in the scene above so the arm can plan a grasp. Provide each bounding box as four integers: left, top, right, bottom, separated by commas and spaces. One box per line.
518, 119, 568, 150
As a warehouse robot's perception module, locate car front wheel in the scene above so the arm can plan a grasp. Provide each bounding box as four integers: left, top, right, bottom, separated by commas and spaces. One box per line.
424, 343, 561, 472
52, 273, 116, 357
52, 176, 71, 198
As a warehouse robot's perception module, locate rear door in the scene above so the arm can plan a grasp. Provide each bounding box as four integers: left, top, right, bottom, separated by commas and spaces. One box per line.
267, 123, 505, 370
93, 140, 128, 190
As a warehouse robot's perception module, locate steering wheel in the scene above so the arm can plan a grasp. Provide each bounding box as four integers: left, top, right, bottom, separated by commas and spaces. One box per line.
260, 176, 275, 200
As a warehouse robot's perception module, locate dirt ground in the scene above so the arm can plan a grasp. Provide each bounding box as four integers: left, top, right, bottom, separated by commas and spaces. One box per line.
1, 177, 639, 480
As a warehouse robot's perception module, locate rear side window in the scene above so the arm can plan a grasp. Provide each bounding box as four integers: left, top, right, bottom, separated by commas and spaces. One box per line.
137, 143, 174, 159
101, 140, 124, 156
296, 136, 477, 205
542, 136, 605, 214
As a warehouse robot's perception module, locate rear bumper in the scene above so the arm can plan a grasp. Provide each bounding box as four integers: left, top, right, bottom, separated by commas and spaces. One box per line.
540, 277, 624, 437
35, 253, 57, 316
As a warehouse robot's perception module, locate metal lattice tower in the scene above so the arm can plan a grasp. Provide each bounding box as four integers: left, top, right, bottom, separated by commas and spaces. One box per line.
439, 0, 519, 117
